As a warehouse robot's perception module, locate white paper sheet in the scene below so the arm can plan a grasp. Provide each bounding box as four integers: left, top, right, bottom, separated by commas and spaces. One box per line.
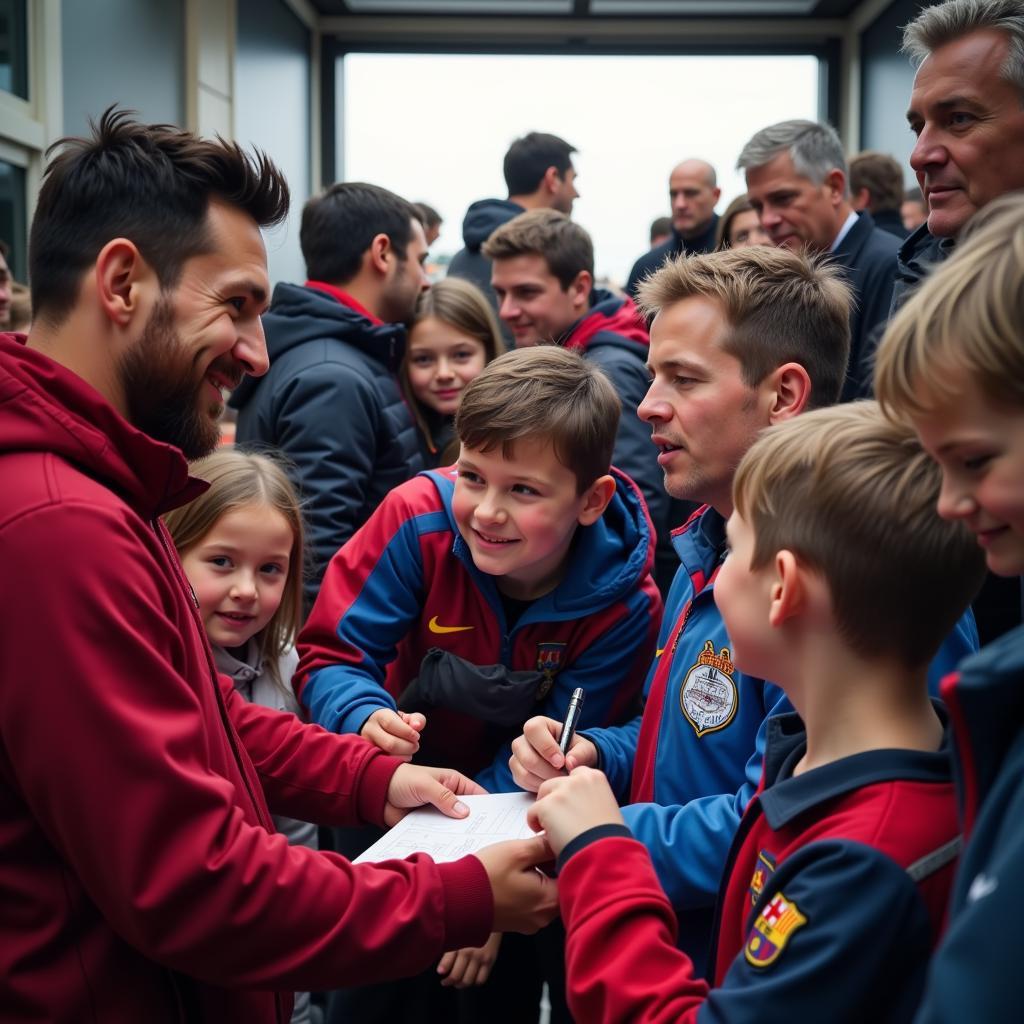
353, 792, 535, 864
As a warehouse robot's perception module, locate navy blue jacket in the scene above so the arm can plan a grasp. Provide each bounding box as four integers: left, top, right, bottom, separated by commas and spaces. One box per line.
832, 210, 901, 401
447, 197, 524, 324
558, 712, 959, 1022
914, 625, 1024, 1023
625, 216, 719, 299
230, 283, 423, 609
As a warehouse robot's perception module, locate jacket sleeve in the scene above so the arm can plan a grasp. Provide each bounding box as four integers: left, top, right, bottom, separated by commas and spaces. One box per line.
559, 835, 933, 1024
475, 582, 660, 793
0, 502, 491, 991
221, 675, 399, 825
271, 358, 384, 606
584, 345, 669, 538
621, 683, 787, 908
295, 487, 428, 735
913, 779, 1024, 1023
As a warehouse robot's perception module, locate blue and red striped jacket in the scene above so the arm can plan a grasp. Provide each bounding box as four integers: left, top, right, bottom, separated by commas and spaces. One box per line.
296, 465, 662, 792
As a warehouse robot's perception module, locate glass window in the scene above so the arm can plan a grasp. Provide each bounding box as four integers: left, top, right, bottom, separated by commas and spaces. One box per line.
0, 158, 27, 280
0, 0, 28, 100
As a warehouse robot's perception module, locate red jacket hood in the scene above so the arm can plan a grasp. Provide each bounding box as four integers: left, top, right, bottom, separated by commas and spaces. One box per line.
0, 333, 206, 518
564, 291, 649, 353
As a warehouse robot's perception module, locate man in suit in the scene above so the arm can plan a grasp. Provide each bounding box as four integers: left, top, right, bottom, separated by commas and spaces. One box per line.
738, 119, 900, 402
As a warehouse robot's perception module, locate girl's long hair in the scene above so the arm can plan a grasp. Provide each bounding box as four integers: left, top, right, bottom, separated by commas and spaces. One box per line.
401, 276, 504, 461
163, 448, 305, 689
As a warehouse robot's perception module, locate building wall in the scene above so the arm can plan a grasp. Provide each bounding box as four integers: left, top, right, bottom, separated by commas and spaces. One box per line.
858, 0, 928, 183
235, 0, 312, 287
61, 0, 184, 136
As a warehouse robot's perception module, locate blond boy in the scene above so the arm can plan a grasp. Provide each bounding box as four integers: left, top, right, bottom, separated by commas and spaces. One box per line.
529, 401, 985, 1022
874, 190, 1024, 1024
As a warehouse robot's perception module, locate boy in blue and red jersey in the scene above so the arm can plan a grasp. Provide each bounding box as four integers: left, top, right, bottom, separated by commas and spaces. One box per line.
528, 401, 987, 1023
874, 191, 1024, 1024
295, 344, 661, 1016
509, 246, 979, 973
296, 344, 660, 789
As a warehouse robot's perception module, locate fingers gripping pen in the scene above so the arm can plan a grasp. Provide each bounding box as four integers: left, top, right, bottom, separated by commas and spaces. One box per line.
558, 687, 586, 758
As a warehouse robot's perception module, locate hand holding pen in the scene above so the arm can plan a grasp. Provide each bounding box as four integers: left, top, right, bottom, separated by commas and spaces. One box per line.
558, 688, 586, 768
508, 689, 599, 791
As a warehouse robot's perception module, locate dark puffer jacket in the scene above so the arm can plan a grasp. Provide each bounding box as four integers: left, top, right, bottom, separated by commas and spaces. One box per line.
231, 283, 423, 609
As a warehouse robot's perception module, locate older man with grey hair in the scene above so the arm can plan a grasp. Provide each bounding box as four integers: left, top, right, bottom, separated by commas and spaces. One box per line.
738, 119, 900, 401
895, 0, 1024, 316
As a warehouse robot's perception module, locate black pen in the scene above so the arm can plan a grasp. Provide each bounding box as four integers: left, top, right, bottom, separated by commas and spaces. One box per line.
558, 687, 586, 759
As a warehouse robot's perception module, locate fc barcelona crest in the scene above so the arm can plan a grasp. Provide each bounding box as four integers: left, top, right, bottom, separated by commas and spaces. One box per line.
744, 892, 807, 968
680, 640, 738, 737
536, 642, 567, 698
748, 850, 776, 907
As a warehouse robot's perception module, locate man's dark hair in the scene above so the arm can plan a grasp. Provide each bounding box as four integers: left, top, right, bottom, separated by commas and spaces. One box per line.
649, 216, 672, 244
503, 132, 576, 196
30, 106, 289, 327
413, 201, 442, 230
300, 181, 421, 284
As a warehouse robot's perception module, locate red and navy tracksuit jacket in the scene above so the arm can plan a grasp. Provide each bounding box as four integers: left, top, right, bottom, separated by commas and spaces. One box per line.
295, 466, 662, 792
555, 709, 960, 1023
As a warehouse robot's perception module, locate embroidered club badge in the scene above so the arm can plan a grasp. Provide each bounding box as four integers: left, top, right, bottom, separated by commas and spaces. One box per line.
745, 892, 807, 968
535, 642, 567, 698
680, 640, 738, 737
748, 850, 776, 907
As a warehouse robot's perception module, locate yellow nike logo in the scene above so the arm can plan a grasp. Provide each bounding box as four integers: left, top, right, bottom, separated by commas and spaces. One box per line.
428, 615, 475, 634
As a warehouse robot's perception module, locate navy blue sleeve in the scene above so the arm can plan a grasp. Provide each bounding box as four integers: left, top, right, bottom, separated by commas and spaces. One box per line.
914, 771, 1024, 1023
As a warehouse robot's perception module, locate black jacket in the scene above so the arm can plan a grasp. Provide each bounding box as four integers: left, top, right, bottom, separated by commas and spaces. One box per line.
447, 197, 525, 314
889, 223, 958, 316
625, 216, 719, 299
831, 210, 901, 401
230, 283, 423, 609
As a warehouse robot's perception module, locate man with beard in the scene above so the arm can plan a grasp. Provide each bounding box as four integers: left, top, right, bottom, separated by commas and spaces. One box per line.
0, 109, 558, 1024
232, 182, 431, 609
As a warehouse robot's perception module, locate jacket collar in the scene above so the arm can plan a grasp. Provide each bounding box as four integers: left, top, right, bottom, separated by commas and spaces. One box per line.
757, 703, 952, 829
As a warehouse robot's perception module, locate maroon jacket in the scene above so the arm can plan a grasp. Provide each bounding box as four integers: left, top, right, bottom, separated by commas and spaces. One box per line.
0, 335, 491, 1023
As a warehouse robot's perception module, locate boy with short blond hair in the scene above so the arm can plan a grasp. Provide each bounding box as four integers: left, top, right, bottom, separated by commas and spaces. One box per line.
874, 191, 1024, 1024
529, 401, 986, 1023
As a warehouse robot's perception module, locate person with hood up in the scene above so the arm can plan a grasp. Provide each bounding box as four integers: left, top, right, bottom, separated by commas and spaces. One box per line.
448, 131, 578, 332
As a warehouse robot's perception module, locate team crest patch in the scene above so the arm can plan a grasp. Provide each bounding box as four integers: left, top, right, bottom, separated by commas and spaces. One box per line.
536, 642, 567, 698
748, 850, 776, 907
744, 892, 807, 968
680, 640, 738, 737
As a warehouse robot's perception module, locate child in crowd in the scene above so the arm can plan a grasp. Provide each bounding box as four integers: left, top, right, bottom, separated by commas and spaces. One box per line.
874, 192, 1024, 1024
529, 401, 987, 1022
402, 276, 503, 467
297, 345, 662, 1019
164, 450, 316, 1024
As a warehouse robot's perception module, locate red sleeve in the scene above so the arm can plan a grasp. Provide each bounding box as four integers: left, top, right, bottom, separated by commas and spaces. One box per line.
1, 502, 492, 990
559, 836, 708, 1023
220, 674, 399, 825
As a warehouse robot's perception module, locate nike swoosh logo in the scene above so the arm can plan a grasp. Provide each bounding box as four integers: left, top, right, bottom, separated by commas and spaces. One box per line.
967, 872, 998, 903
428, 615, 475, 634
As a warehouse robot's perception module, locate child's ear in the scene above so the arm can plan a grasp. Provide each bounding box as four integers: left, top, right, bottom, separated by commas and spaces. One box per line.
768, 550, 806, 628
577, 474, 616, 525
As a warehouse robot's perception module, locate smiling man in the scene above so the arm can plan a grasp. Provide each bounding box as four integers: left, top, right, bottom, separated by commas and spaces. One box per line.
0, 109, 558, 1024
893, 0, 1024, 313
738, 119, 901, 401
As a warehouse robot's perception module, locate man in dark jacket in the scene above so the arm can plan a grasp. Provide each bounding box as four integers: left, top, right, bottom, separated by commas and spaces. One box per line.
849, 150, 910, 238
625, 159, 720, 299
739, 119, 901, 402
483, 209, 677, 591
232, 183, 430, 609
448, 131, 578, 324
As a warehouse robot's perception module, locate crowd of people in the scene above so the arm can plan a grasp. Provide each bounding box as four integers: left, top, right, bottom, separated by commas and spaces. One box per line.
1, 1, 1023, 1022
